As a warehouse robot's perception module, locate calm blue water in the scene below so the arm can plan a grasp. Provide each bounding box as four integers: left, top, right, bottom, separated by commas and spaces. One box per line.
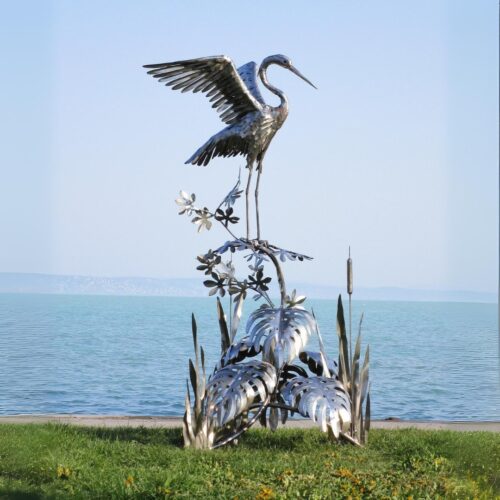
0, 294, 498, 420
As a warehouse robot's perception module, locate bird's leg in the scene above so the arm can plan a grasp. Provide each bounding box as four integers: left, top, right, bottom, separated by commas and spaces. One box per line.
255, 160, 263, 241
245, 162, 254, 241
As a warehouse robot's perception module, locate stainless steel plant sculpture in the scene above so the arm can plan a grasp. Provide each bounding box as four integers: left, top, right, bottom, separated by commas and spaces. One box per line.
144, 54, 370, 449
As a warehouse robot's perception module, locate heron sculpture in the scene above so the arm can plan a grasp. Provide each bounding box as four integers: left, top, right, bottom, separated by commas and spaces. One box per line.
143, 55, 316, 240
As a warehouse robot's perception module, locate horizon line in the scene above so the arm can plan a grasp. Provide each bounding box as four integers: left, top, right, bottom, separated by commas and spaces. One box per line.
0, 271, 497, 297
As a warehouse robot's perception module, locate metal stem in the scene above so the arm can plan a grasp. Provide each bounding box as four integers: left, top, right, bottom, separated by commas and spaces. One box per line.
211, 396, 270, 449
229, 256, 233, 335
349, 293, 353, 439
260, 402, 296, 412
260, 290, 275, 308
248, 402, 361, 446
347, 247, 353, 438
245, 163, 254, 240
255, 161, 262, 240
211, 212, 241, 241
340, 431, 362, 447
254, 242, 287, 307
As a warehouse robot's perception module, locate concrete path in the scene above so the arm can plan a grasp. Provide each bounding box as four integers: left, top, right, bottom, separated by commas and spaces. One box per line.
1, 415, 499, 432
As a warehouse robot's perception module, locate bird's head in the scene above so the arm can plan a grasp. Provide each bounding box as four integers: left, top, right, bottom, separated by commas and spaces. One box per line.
262, 54, 317, 89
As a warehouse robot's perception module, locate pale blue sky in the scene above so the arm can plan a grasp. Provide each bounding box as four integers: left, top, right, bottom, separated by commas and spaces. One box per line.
0, 0, 498, 292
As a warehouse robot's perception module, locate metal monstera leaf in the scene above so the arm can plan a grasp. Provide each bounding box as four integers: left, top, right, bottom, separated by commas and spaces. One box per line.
219, 336, 261, 367
246, 306, 316, 368
282, 376, 351, 438
206, 360, 277, 427
299, 351, 339, 377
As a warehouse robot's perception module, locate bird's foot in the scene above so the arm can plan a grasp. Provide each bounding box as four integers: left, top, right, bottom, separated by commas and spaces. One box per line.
250, 238, 269, 249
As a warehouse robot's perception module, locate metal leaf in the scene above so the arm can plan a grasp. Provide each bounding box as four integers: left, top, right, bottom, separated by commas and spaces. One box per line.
352, 333, 361, 423
299, 351, 338, 377
280, 407, 288, 425
216, 297, 231, 353
215, 239, 251, 255
282, 376, 351, 438
364, 390, 371, 444
267, 244, 313, 262
190, 314, 204, 414
219, 336, 261, 367
280, 363, 308, 382
357, 346, 370, 419
336, 295, 350, 387
230, 293, 244, 342
183, 314, 213, 448
206, 361, 277, 427
269, 407, 279, 431
221, 171, 243, 208
310, 308, 335, 379
183, 381, 194, 447
246, 306, 316, 368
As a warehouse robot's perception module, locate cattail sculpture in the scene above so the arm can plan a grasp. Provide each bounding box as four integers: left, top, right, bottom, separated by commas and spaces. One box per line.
347, 247, 353, 362
338, 248, 371, 444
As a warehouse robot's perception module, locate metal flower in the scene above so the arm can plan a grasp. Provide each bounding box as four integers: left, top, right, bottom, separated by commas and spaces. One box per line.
271, 246, 313, 262
245, 253, 268, 269
192, 208, 213, 232
196, 250, 221, 275
214, 207, 240, 227
175, 191, 196, 215
217, 261, 236, 280
205, 249, 222, 261
247, 256, 266, 275
221, 173, 243, 208
203, 272, 227, 297
285, 289, 306, 308
216, 240, 250, 255
228, 279, 249, 300
248, 269, 272, 292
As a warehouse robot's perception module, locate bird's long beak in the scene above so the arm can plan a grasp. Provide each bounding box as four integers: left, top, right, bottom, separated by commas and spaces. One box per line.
289, 65, 317, 89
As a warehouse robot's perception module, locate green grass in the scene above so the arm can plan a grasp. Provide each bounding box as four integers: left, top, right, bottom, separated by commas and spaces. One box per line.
0, 425, 498, 499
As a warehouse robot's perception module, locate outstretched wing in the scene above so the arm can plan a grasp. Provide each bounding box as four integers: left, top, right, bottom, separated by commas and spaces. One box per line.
237, 62, 266, 106
144, 56, 264, 125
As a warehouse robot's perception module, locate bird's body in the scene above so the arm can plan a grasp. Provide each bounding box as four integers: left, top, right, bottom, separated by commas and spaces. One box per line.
144, 54, 315, 239
187, 105, 287, 168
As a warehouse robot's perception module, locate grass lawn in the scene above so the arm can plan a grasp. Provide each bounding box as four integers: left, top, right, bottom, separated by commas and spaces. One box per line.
0, 424, 498, 499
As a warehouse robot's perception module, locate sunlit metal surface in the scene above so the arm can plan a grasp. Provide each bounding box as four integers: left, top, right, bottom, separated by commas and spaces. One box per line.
144, 54, 315, 240
145, 54, 370, 449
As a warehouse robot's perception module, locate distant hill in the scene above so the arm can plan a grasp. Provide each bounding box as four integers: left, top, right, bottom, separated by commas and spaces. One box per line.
0, 273, 496, 303
0, 273, 205, 297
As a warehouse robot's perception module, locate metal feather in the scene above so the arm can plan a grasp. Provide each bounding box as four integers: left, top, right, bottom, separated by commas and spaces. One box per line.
237, 61, 266, 106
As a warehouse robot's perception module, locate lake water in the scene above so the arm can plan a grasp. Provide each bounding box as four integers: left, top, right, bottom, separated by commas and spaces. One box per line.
0, 293, 498, 421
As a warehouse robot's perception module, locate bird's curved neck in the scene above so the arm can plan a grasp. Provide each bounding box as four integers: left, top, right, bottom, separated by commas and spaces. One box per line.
259, 61, 288, 111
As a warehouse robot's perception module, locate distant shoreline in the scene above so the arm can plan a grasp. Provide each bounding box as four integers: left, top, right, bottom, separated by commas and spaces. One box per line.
1, 415, 499, 432
0, 272, 497, 303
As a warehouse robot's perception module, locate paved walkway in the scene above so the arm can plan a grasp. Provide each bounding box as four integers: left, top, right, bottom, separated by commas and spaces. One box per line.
1, 415, 499, 432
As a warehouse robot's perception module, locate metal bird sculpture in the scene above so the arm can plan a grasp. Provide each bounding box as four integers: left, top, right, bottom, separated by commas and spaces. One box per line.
143, 54, 316, 240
